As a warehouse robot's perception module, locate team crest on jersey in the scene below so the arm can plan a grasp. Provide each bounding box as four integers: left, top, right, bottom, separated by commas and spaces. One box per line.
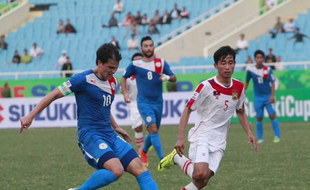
111, 82, 116, 90
232, 90, 238, 101
155, 62, 161, 67
213, 91, 220, 99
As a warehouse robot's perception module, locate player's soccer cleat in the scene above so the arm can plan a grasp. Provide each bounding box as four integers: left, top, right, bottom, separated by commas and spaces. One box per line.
273, 136, 280, 143
148, 145, 154, 152
68, 188, 78, 190
139, 149, 148, 166
257, 139, 264, 144
158, 149, 177, 172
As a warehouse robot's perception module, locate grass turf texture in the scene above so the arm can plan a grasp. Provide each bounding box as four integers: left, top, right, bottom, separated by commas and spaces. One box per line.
0, 122, 309, 190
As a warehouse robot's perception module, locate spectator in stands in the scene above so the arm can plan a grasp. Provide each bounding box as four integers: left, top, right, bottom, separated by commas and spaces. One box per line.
152, 10, 161, 24
265, 48, 276, 70
287, 28, 310, 43
1, 82, 11, 98
124, 17, 139, 37
148, 20, 160, 35
170, 4, 181, 20
284, 18, 295, 33
61, 56, 73, 78
243, 55, 254, 71
12, 50, 21, 64
0, 35, 8, 51
275, 56, 284, 70
111, 36, 121, 50
56, 50, 67, 68
30, 43, 44, 59
105, 12, 118, 27
57, 19, 65, 34
180, 7, 189, 19
127, 34, 139, 50
160, 10, 171, 24
21, 49, 32, 63
122, 12, 132, 27
270, 17, 284, 38
65, 19, 77, 34
135, 11, 142, 25
141, 14, 149, 25
235, 33, 248, 53
113, 0, 124, 13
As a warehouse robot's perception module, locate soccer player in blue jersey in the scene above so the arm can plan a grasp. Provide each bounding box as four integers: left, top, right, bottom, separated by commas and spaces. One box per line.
20, 44, 158, 190
121, 36, 177, 166
245, 50, 280, 143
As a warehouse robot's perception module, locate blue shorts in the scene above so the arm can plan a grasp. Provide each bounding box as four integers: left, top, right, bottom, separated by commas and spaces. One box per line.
138, 101, 163, 128
78, 129, 138, 170
254, 96, 276, 118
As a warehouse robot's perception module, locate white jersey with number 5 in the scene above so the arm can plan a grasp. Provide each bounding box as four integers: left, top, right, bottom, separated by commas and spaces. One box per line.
186, 76, 245, 151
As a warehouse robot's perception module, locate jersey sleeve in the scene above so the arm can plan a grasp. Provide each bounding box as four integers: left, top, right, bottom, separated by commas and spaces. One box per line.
269, 68, 275, 83
246, 70, 252, 82
186, 83, 206, 111
123, 62, 135, 79
163, 60, 174, 76
236, 87, 246, 110
58, 72, 84, 96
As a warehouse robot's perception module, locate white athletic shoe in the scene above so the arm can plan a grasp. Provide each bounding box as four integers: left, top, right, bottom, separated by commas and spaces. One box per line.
257, 139, 264, 144
68, 188, 78, 190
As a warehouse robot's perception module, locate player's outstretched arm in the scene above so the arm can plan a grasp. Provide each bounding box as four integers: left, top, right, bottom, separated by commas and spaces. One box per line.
175, 107, 192, 157
20, 88, 64, 133
120, 77, 130, 103
236, 108, 259, 152
110, 114, 132, 143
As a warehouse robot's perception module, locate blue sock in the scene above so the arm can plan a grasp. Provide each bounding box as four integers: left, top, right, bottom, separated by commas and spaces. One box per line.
77, 169, 117, 190
137, 171, 159, 190
143, 134, 152, 153
256, 121, 263, 140
150, 133, 164, 160
271, 118, 280, 138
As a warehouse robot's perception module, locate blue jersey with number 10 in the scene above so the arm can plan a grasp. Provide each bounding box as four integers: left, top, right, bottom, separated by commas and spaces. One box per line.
123, 58, 174, 102
246, 65, 275, 97
64, 69, 117, 131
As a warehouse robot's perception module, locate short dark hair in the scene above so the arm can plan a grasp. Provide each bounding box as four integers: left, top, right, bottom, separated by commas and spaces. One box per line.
213, 46, 236, 63
254, 50, 265, 58
96, 43, 122, 65
131, 52, 143, 61
141, 36, 153, 47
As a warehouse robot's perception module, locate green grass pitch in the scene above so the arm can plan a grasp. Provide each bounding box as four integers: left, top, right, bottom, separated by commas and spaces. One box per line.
0, 122, 309, 190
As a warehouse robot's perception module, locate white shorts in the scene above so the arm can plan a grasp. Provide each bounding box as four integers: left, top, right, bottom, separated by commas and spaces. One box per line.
189, 140, 224, 174
128, 100, 143, 129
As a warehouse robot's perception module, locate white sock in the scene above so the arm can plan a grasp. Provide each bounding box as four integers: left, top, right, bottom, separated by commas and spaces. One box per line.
135, 132, 144, 149
174, 154, 194, 178
183, 182, 198, 190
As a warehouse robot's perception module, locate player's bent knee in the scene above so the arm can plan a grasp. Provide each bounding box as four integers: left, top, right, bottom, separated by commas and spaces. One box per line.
192, 170, 209, 182
110, 167, 124, 178
269, 114, 276, 120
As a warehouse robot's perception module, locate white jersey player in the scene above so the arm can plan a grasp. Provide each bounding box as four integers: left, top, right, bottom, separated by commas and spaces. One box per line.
122, 53, 145, 149
158, 46, 258, 190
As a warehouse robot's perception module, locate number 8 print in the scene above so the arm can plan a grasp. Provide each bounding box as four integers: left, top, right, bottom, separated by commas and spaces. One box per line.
147, 71, 153, 80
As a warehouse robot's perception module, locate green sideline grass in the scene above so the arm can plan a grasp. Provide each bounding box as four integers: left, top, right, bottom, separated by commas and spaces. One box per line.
0, 122, 309, 190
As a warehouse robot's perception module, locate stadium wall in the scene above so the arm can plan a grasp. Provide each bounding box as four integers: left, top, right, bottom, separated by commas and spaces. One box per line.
205, 0, 310, 57
0, 0, 29, 36
155, 0, 260, 63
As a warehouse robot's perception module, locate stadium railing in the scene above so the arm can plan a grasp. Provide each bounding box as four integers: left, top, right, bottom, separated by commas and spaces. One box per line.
1, 61, 309, 80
